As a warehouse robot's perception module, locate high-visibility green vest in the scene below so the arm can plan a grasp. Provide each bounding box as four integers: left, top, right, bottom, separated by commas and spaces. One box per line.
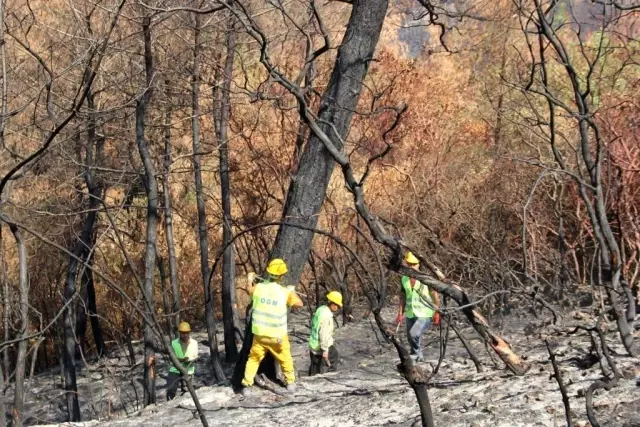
402, 276, 434, 319
251, 282, 289, 338
308, 305, 333, 351
169, 338, 196, 375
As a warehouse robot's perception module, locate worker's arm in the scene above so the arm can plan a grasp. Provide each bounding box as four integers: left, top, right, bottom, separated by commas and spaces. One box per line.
318, 316, 334, 353
287, 290, 303, 309
184, 340, 199, 362
247, 272, 256, 296
432, 290, 440, 308
431, 288, 441, 325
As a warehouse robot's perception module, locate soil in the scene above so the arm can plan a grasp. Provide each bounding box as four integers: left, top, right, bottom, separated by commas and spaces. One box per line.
6, 305, 640, 427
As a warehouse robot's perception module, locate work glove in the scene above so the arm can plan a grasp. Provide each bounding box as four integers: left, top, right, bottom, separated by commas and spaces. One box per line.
433, 312, 440, 326
396, 313, 403, 325
247, 272, 256, 285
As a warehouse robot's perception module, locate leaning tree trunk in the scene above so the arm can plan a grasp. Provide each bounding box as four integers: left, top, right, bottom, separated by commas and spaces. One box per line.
216, 15, 240, 363
162, 79, 180, 333
191, 12, 225, 381
138, 16, 158, 406
9, 224, 28, 427
269, 0, 390, 285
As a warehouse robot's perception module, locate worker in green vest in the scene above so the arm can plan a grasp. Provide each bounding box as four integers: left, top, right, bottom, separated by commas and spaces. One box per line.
166, 321, 199, 400
396, 252, 440, 362
308, 291, 342, 376
241, 258, 303, 396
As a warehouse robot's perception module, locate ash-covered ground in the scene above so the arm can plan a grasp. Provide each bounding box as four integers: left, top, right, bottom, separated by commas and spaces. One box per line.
9, 304, 640, 427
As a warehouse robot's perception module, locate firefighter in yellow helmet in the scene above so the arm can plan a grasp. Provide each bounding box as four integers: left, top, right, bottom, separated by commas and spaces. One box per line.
396, 252, 440, 362
308, 290, 342, 376
241, 258, 303, 395
166, 321, 199, 400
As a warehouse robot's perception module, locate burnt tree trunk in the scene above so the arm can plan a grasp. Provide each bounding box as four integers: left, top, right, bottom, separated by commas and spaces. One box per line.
137, 16, 158, 406
162, 79, 180, 333
0, 224, 9, 384
157, 255, 173, 336
9, 224, 27, 427
370, 312, 434, 427
269, 0, 389, 285
84, 250, 104, 358
191, 12, 225, 381
0, 0, 8, 400
62, 131, 102, 420
0, 231, 5, 427
75, 96, 105, 359
216, 15, 240, 363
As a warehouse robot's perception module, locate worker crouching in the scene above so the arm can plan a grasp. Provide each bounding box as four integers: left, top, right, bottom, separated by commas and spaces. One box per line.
241, 259, 303, 395
308, 291, 342, 376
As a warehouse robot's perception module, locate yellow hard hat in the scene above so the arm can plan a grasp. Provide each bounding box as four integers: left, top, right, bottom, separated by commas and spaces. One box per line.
404, 251, 420, 265
327, 291, 343, 307
266, 258, 288, 276
178, 322, 191, 333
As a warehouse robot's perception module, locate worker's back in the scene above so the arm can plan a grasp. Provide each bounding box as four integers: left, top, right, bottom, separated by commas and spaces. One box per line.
251, 281, 290, 338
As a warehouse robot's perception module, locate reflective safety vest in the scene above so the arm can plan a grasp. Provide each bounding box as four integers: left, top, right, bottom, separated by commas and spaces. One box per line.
251, 282, 290, 338
402, 276, 434, 319
308, 305, 333, 352
169, 338, 197, 375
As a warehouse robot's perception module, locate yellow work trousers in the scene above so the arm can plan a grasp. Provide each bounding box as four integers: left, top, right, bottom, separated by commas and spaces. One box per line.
242, 335, 295, 386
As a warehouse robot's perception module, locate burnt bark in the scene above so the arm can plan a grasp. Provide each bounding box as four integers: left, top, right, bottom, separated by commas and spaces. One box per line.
371, 312, 434, 427
157, 255, 173, 336
449, 321, 483, 373
162, 79, 180, 333
0, 224, 8, 385
216, 15, 240, 363
545, 340, 573, 427
137, 16, 158, 406
191, 12, 225, 381
0, 234, 4, 427
84, 251, 104, 358
270, 0, 390, 285
75, 94, 105, 360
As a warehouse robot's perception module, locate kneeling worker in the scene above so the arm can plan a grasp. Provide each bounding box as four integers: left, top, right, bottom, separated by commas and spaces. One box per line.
308, 291, 342, 376
242, 258, 303, 395
166, 321, 199, 400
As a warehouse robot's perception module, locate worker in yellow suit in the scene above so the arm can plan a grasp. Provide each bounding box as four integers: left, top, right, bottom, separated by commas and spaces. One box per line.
242, 258, 303, 396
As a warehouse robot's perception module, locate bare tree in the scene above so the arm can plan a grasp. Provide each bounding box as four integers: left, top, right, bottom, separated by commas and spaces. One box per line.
514, 0, 637, 356
162, 79, 180, 333
137, 14, 159, 406
191, 9, 225, 381
268, 0, 390, 285
216, 14, 240, 363
9, 223, 27, 426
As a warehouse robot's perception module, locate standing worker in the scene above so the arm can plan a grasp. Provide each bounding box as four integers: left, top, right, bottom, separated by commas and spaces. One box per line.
166, 321, 199, 400
242, 258, 303, 395
308, 291, 342, 376
396, 252, 440, 362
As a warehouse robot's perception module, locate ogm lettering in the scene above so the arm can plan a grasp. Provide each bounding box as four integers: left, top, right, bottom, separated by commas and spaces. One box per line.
260, 297, 279, 306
